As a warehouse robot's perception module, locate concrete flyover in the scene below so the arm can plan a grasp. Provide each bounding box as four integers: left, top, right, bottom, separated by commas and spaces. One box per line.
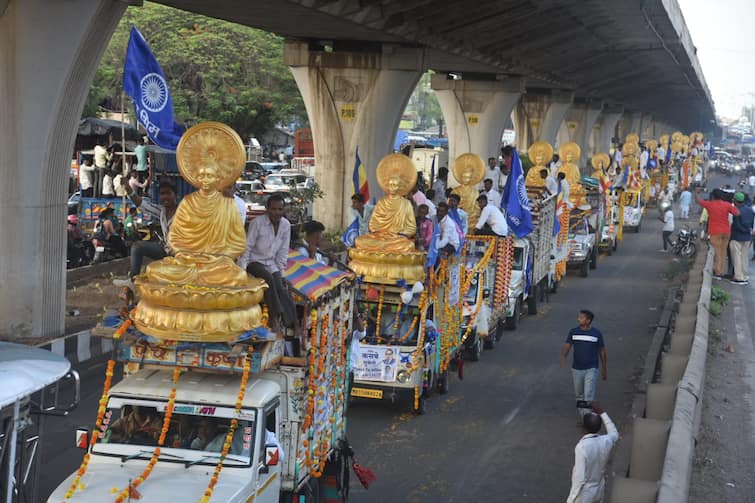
1, 0, 713, 342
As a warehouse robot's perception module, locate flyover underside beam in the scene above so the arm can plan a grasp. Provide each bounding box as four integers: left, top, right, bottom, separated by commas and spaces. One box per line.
515, 92, 574, 151
0, 0, 126, 340
592, 106, 624, 157
285, 41, 422, 230
431, 76, 523, 180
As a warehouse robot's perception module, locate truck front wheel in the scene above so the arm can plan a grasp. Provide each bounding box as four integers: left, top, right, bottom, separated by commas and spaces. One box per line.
589, 247, 598, 269
468, 333, 482, 362
504, 298, 520, 330
527, 286, 538, 315
438, 371, 450, 394
580, 259, 589, 277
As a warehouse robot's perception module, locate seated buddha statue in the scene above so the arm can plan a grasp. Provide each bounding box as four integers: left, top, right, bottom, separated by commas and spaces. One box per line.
349, 154, 426, 283
590, 153, 610, 180
134, 122, 266, 341
525, 141, 554, 187
557, 142, 585, 206
451, 153, 485, 228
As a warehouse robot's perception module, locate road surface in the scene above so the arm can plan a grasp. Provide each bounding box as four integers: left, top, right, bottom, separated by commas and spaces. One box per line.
38, 196, 678, 502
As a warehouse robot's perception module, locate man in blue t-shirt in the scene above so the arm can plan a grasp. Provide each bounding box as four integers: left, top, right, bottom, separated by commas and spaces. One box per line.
561, 309, 607, 421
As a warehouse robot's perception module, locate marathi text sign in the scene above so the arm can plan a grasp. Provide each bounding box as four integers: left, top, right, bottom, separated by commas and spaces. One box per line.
353, 344, 398, 382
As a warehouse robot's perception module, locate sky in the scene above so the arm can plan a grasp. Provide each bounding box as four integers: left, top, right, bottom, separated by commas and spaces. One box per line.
677, 0, 755, 120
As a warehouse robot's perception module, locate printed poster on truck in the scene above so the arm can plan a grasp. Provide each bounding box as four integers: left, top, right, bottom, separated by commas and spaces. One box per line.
448, 264, 461, 306
353, 344, 398, 382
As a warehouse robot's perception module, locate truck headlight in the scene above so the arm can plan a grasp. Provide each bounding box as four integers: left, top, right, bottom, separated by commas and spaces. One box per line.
396, 371, 411, 383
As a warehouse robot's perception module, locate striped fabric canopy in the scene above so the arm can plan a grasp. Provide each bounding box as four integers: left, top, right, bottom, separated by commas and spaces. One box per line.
284, 251, 354, 301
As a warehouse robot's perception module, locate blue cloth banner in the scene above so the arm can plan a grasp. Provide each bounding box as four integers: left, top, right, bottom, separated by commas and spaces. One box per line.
500, 148, 533, 237
341, 217, 360, 247
123, 27, 184, 151
664, 136, 672, 164
425, 221, 441, 268
553, 181, 562, 237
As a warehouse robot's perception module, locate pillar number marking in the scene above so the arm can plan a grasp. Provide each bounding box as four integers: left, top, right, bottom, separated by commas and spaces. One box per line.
340, 104, 357, 121
467, 114, 479, 126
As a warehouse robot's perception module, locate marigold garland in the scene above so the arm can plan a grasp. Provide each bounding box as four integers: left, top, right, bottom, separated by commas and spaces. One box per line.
63, 318, 132, 501
114, 365, 182, 503
199, 345, 254, 503
375, 286, 385, 340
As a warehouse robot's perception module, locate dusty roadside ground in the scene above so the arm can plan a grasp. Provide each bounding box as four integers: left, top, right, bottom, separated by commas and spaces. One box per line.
65, 259, 130, 336
689, 279, 755, 502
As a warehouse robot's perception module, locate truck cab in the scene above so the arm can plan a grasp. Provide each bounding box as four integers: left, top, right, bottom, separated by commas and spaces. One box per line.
567, 214, 597, 277
622, 191, 644, 232
48, 369, 290, 503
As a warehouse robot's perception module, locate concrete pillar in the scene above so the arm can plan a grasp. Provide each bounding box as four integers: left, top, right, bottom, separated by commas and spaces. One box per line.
591, 105, 624, 156
431, 76, 524, 180
515, 91, 573, 151
556, 99, 603, 165
618, 111, 643, 141
0, 0, 125, 340
641, 114, 655, 140
286, 41, 422, 229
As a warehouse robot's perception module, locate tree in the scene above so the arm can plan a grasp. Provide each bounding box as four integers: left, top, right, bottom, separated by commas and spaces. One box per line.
83, 3, 307, 139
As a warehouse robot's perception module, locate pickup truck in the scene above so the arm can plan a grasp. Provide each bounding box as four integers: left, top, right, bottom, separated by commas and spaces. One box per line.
567, 214, 598, 277
49, 253, 357, 503
622, 190, 644, 232
505, 188, 557, 330
351, 256, 462, 414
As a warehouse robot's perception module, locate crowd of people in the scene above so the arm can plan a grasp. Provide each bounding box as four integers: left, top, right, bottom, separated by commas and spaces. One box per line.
78, 139, 152, 198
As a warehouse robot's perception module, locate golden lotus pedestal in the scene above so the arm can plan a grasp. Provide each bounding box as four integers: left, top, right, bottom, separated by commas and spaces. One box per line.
133, 278, 266, 342
348, 248, 426, 284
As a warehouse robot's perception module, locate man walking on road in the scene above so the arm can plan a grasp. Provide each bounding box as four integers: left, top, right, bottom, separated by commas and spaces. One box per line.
566, 401, 619, 503
678, 188, 692, 220
561, 310, 607, 420
729, 192, 753, 285
695, 188, 739, 278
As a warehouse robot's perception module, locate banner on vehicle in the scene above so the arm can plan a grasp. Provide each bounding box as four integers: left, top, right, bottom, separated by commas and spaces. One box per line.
353, 345, 398, 382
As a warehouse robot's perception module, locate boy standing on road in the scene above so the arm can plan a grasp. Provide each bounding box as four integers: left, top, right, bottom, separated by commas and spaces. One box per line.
561, 310, 607, 421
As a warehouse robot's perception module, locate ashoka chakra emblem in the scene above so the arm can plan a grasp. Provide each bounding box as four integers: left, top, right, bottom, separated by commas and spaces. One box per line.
140, 73, 168, 113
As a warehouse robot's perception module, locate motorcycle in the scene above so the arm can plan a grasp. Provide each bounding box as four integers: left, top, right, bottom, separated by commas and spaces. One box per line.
671, 225, 698, 259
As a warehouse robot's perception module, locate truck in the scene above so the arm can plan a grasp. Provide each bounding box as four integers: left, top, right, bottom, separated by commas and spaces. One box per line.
49, 252, 358, 503
505, 188, 557, 330
350, 256, 463, 414
622, 190, 644, 233
459, 235, 514, 359
566, 181, 603, 276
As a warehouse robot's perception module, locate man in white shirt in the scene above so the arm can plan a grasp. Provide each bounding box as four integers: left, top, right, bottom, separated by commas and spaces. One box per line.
481, 157, 501, 191
548, 153, 562, 178
79, 158, 95, 197
567, 402, 619, 503
436, 202, 460, 255
656, 145, 666, 164
639, 146, 649, 171
483, 178, 502, 208
239, 194, 297, 334
539, 168, 559, 196
660, 204, 675, 252
474, 195, 508, 237
102, 170, 115, 197
113, 172, 127, 197
222, 185, 247, 225
748, 173, 755, 198
558, 172, 572, 208
349, 314, 366, 385
447, 194, 468, 235
424, 190, 438, 219
432, 168, 448, 205
349, 194, 374, 236
93, 144, 110, 198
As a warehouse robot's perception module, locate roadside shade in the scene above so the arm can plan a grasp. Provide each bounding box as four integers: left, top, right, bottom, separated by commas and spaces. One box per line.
284, 251, 354, 301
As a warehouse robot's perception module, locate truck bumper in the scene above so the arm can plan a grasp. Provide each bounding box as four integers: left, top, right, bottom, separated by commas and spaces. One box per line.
350, 381, 417, 402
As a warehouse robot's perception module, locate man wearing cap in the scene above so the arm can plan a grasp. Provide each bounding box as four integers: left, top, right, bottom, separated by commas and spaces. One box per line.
695, 188, 739, 279
729, 192, 753, 285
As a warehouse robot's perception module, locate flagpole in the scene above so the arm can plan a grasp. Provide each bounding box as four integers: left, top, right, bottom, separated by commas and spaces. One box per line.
121, 91, 127, 221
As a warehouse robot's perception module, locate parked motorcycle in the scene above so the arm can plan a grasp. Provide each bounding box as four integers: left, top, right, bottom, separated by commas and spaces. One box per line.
671, 225, 698, 259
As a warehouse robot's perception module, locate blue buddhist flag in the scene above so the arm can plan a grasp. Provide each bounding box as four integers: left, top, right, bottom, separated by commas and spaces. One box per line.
500, 148, 533, 237
341, 217, 360, 248
425, 222, 440, 268
123, 27, 183, 150
664, 136, 672, 164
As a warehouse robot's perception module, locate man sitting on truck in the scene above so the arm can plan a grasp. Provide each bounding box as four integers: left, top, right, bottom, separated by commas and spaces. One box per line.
474, 195, 508, 237
447, 193, 468, 235
436, 202, 461, 255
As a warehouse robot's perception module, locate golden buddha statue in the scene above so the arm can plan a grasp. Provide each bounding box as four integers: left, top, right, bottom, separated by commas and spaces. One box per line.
525, 141, 554, 187
659, 134, 669, 148
557, 142, 585, 207
625, 133, 639, 145
590, 153, 610, 180
134, 122, 266, 342
451, 153, 485, 227
348, 153, 426, 283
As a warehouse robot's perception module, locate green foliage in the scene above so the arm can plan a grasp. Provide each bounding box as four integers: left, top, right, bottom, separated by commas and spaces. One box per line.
83, 2, 306, 138
709, 286, 730, 317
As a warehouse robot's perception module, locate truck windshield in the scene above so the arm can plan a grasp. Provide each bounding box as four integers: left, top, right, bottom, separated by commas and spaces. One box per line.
359, 301, 422, 346
92, 398, 255, 467
464, 273, 479, 303
512, 247, 524, 271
